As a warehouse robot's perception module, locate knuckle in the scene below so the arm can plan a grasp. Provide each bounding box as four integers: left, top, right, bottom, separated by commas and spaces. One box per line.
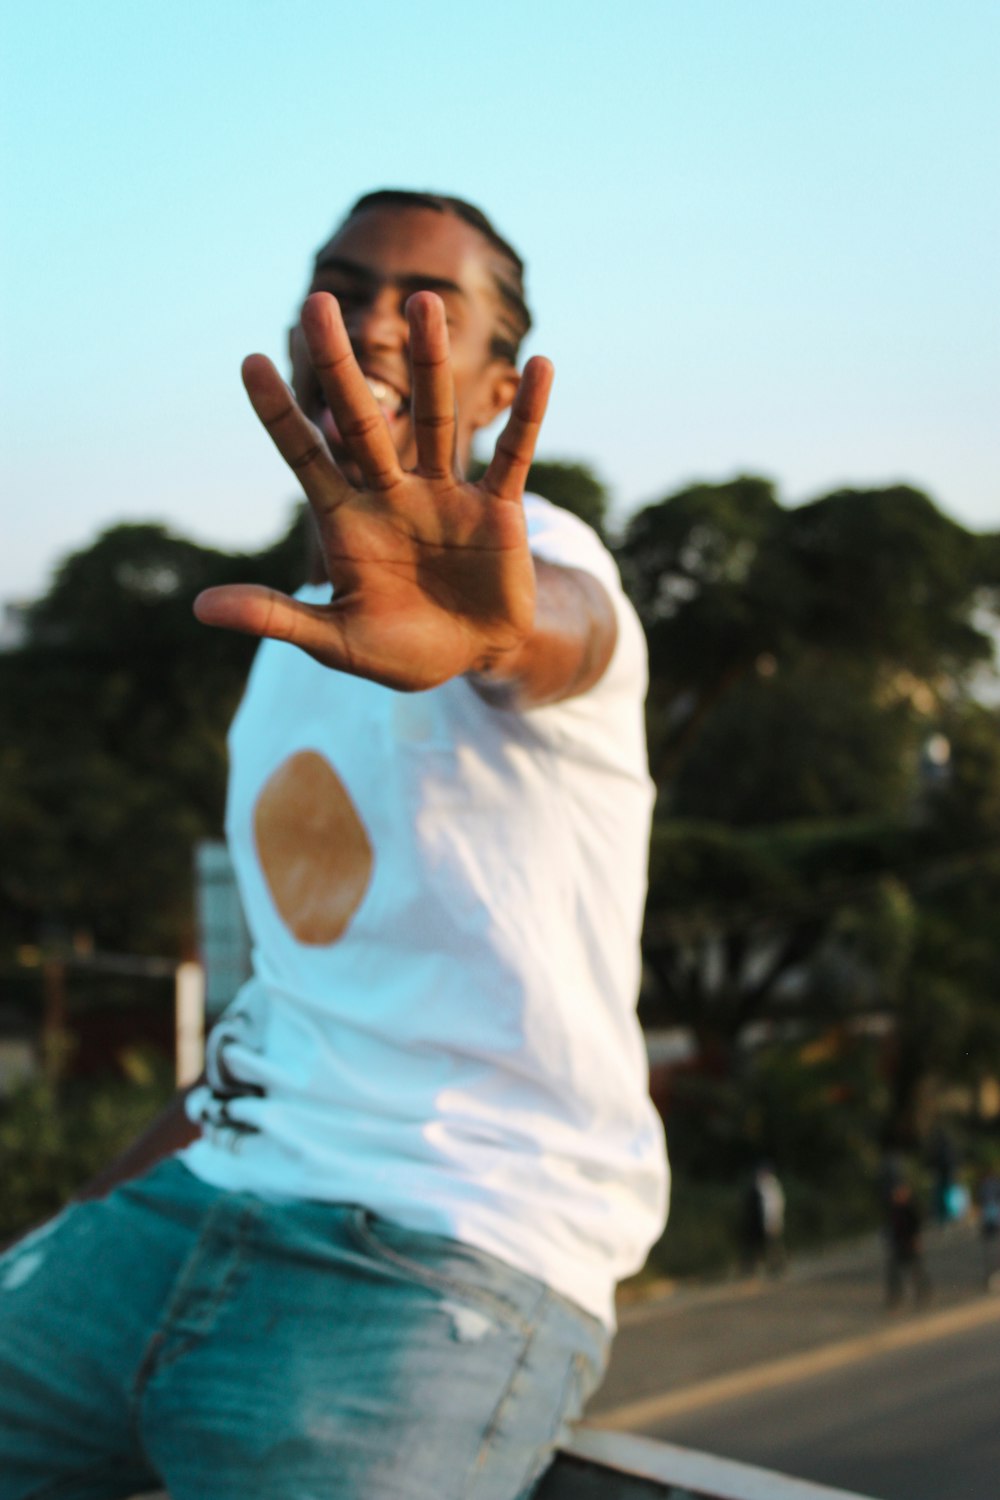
312, 349, 355, 376
342, 412, 385, 440
262, 400, 297, 431
496, 442, 531, 471
367, 467, 398, 491
289, 442, 324, 473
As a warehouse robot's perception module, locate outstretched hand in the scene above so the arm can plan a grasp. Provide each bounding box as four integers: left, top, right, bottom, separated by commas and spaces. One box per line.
194, 292, 553, 691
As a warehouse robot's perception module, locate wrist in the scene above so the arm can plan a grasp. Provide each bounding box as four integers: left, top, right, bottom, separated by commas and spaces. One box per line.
467, 637, 528, 685
464, 622, 538, 703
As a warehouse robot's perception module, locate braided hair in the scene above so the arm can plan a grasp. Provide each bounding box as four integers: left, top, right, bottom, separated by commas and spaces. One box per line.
330, 188, 533, 365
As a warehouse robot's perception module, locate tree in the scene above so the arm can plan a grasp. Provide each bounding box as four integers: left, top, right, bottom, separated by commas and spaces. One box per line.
0, 509, 309, 955
616, 479, 1000, 780
626, 479, 1000, 1153
669, 659, 918, 827
641, 817, 919, 1058
520, 460, 611, 538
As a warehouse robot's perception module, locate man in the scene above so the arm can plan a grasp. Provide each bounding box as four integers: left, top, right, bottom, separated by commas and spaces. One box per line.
885, 1181, 930, 1308
740, 1162, 786, 1278
0, 190, 668, 1499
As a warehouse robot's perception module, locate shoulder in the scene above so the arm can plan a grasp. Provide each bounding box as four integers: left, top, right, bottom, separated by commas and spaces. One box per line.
523, 494, 647, 701
523, 493, 620, 596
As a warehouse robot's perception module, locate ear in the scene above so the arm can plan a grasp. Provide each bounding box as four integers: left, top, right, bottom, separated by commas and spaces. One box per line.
469, 363, 522, 432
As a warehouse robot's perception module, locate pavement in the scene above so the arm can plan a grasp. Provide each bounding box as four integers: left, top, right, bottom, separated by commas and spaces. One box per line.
587, 1218, 1000, 1427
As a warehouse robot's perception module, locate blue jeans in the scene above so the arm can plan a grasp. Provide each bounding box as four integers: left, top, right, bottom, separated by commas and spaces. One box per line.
0, 1159, 608, 1499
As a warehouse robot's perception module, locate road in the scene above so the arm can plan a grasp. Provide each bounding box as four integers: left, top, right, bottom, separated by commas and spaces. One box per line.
587, 1223, 1000, 1499
639, 1314, 1000, 1499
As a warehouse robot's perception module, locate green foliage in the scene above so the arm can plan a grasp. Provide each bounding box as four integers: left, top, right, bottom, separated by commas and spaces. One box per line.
617, 478, 999, 779
923, 701, 1000, 849
770, 487, 992, 674
663, 1036, 887, 1184
641, 1167, 882, 1281
670, 662, 918, 826
643, 1179, 740, 1279
520, 460, 611, 538
641, 815, 925, 1051
0, 509, 309, 954
0, 1058, 175, 1244
639, 1037, 888, 1279
625, 476, 1000, 1159
646, 820, 796, 917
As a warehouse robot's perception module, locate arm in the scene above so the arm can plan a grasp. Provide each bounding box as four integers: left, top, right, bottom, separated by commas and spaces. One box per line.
468, 560, 617, 711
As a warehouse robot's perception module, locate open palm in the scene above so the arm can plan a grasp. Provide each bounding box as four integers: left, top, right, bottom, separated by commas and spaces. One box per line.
195, 292, 553, 691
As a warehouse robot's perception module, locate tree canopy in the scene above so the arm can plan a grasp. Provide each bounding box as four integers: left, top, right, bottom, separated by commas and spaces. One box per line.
626, 477, 1000, 1149
0, 511, 308, 954
3, 474, 999, 1157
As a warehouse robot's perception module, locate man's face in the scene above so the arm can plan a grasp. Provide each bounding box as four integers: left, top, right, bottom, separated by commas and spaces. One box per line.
290, 205, 520, 478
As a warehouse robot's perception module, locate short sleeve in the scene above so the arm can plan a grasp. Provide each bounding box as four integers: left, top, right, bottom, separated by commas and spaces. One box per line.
523, 494, 622, 596
522, 494, 648, 708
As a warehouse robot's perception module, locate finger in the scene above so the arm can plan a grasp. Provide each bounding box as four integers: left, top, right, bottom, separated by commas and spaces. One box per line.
407, 292, 456, 478
241, 355, 351, 513
301, 293, 403, 491
194, 585, 353, 670
480, 357, 554, 502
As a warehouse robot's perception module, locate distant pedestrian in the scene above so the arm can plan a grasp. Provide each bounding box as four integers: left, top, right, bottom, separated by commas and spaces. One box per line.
928, 1125, 958, 1225
977, 1169, 1000, 1291
885, 1182, 931, 1308
741, 1163, 787, 1277
877, 1147, 906, 1213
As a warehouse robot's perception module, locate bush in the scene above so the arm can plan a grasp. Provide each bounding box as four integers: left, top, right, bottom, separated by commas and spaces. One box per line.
0, 1053, 175, 1244
634, 1164, 884, 1287
644, 1179, 740, 1279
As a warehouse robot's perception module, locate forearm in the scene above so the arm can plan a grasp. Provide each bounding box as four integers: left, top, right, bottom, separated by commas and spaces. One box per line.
72, 1085, 201, 1203
469, 561, 617, 711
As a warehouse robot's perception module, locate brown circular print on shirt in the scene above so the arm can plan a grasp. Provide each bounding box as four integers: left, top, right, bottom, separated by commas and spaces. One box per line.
253, 750, 374, 946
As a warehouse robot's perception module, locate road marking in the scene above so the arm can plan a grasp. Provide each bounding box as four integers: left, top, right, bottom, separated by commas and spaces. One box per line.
598, 1295, 1000, 1430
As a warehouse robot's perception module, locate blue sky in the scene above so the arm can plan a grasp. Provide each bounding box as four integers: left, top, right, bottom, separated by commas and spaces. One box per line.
2, 0, 998, 600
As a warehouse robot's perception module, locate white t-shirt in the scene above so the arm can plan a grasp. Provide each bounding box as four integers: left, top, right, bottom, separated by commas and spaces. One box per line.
183, 495, 669, 1328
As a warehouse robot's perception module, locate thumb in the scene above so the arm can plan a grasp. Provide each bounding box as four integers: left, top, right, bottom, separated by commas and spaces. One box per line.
194, 584, 353, 672
195, 585, 305, 644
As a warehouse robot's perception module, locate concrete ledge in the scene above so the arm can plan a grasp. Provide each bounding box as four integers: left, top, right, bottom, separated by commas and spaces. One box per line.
537, 1427, 879, 1499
